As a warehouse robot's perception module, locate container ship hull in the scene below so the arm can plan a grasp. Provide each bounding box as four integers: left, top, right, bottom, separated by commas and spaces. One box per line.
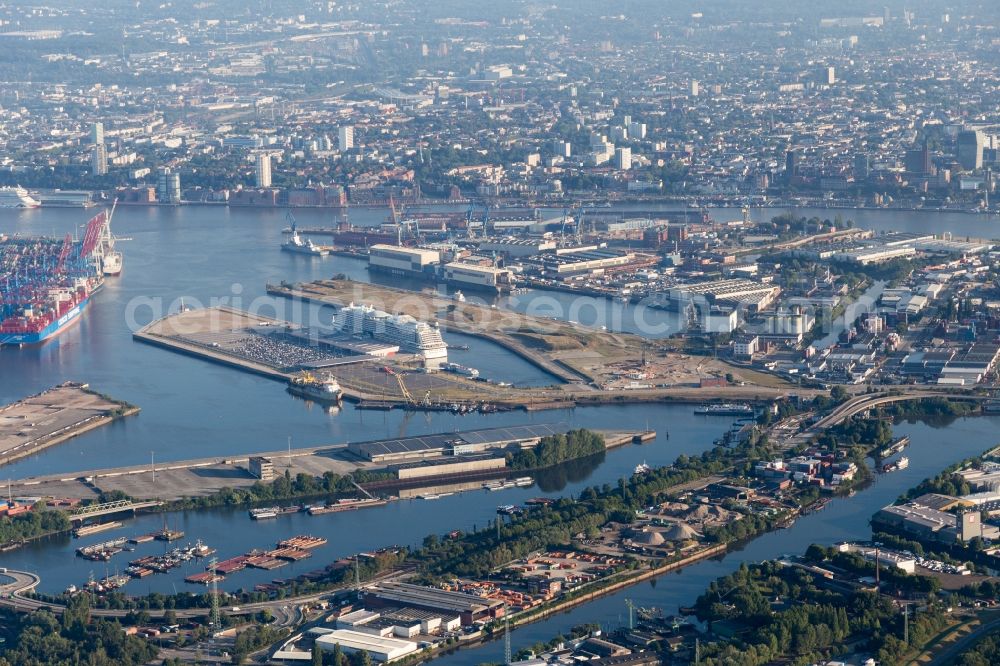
0, 206, 118, 348
0, 295, 90, 346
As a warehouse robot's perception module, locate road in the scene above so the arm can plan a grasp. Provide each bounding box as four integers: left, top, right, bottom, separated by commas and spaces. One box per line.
0, 568, 322, 624
0, 564, 411, 627
926, 612, 1000, 665
775, 389, 987, 451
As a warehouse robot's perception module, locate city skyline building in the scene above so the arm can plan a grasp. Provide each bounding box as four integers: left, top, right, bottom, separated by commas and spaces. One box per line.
339, 126, 355, 152
255, 153, 272, 188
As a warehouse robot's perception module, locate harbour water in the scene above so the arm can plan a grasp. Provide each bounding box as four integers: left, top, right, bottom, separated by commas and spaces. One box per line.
433, 415, 1000, 665
1, 204, 998, 650
0, 402, 724, 595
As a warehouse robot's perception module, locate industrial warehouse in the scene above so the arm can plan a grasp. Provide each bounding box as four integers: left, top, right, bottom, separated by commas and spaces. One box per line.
347, 423, 570, 463
365, 243, 516, 292
273, 582, 506, 663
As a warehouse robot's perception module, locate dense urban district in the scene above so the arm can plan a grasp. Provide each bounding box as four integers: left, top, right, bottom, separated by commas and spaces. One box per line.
6, 1, 1000, 666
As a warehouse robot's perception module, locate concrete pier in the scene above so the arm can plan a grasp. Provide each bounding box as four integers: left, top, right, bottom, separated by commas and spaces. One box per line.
0, 383, 139, 468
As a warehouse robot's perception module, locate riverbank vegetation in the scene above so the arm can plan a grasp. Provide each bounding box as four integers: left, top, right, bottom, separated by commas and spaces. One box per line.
161, 468, 396, 512
693, 556, 948, 666
507, 429, 605, 470
0, 597, 158, 666
953, 630, 1000, 666
0, 507, 70, 547
883, 396, 980, 425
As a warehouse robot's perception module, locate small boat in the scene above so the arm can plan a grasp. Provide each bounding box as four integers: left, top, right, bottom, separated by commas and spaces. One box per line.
442, 362, 479, 378
882, 456, 909, 473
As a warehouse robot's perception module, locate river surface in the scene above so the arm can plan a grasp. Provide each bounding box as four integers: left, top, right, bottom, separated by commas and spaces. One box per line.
0, 204, 996, 655
433, 415, 1000, 665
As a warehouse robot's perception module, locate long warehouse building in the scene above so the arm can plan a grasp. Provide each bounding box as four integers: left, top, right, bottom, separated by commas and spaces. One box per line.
363, 581, 505, 625
348, 423, 570, 463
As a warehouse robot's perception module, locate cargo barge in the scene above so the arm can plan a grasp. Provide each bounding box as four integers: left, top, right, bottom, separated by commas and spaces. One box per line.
194, 535, 327, 582
74, 521, 123, 538
693, 403, 754, 416
249, 505, 303, 520
76, 537, 128, 561
306, 498, 387, 515
878, 435, 911, 459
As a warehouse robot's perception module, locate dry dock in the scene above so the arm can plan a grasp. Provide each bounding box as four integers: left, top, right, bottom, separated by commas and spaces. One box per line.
0, 383, 139, 468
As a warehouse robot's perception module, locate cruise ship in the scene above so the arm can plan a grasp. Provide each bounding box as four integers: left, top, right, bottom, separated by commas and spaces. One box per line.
0, 186, 40, 208
332, 302, 448, 360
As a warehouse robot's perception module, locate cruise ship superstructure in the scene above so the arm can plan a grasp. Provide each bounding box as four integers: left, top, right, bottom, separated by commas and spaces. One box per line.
0, 186, 40, 208
332, 302, 448, 360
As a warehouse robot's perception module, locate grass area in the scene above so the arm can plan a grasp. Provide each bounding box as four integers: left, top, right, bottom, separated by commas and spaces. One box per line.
722, 363, 796, 389
904, 615, 977, 665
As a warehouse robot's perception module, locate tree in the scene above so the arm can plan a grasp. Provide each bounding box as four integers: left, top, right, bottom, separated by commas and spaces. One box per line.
312, 644, 324, 666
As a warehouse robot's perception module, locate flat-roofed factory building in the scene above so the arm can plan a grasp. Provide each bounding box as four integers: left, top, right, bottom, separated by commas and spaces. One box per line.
348, 423, 569, 464
363, 581, 505, 625
368, 244, 441, 278
315, 629, 418, 662
442, 262, 515, 292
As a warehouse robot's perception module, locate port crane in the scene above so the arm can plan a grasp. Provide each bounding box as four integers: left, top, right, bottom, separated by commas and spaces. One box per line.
465, 201, 491, 239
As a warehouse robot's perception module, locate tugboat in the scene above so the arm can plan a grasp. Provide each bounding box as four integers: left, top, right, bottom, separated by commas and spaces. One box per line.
287, 372, 343, 403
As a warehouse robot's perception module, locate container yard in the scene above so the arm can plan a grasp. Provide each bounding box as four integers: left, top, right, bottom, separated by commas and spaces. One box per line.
0, 382, 139, 467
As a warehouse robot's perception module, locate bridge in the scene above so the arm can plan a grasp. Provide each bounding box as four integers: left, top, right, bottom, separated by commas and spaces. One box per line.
811, 390, 988, 431
777, 389, 989, 451
69, 499, 163, 523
